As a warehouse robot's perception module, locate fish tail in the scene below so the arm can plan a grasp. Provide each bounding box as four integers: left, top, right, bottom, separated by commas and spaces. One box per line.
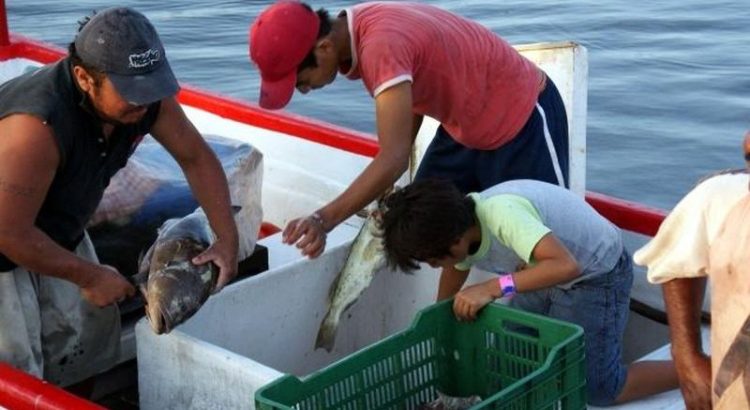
315, 315, 337, 352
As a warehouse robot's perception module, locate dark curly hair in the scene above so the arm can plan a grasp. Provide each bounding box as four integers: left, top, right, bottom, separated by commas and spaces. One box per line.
381, 179, 476, 272
297, 4, 333, 73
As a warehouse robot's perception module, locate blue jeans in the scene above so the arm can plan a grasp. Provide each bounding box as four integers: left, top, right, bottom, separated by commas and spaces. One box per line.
414, 78, 569, 194
509, 249, 634, 406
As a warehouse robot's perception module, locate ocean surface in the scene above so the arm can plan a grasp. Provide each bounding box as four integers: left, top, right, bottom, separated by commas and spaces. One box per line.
7, 0, 750, 209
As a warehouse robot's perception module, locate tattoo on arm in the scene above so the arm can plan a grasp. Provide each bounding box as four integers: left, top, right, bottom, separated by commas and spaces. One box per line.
0, 177, 34, 197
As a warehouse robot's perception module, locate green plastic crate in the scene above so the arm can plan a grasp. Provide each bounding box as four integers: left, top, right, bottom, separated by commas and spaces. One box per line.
255, 300, 586, 409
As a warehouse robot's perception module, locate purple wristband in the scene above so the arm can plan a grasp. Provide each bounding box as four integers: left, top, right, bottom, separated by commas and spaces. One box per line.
498, 273, 516, 297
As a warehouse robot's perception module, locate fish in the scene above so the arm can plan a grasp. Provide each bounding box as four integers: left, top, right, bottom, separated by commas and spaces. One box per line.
315, 211, 387, 351
133, 141, 264, 335
133, 208, 220, 335
418, 391, 482, 410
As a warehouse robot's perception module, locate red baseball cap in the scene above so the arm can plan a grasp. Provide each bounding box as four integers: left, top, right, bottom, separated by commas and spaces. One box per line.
249, 1, 320, 110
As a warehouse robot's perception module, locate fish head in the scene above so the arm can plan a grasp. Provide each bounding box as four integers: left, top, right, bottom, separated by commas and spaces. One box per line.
142, 238, 218, 334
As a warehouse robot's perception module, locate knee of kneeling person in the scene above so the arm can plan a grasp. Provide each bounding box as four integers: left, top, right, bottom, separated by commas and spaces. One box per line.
586, 383, 621, 407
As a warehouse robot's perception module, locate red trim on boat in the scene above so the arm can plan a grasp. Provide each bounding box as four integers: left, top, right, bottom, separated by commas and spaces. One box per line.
0, 363, 105, 410
178, 87, 380, 157
0, 35, 381, 157
9, 35, 66, 64
259, 222, 282, 238
586, 191, 667, 237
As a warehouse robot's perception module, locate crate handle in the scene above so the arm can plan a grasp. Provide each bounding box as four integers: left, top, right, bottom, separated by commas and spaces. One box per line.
500, 319, 541, 340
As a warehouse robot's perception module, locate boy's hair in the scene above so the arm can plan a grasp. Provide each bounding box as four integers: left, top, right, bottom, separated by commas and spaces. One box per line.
380, 179, 475, 272
297, 5, 333, 73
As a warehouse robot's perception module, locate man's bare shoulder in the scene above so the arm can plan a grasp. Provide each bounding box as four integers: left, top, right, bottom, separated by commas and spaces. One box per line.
691, 170, 748, 199
0, 113, 59, 161
0, 112, 53, 134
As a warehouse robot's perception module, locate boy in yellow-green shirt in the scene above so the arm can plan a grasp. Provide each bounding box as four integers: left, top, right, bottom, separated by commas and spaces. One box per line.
380, 178, 677, 406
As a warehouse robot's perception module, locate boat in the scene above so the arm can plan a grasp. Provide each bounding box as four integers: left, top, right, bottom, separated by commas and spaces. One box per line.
0, 2, 704, 409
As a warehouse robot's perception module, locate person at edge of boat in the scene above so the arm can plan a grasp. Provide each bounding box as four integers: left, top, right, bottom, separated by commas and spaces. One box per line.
378, 178, 679, 406
248, 1, 570, 258
0, 7, 239, 392
634, 132, 750, 410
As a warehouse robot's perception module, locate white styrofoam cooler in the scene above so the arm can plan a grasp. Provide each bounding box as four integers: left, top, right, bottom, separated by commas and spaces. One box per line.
136, 221, 498, 410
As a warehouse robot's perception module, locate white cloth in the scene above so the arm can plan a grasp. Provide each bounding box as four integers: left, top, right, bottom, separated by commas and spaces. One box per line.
0, 232, 120, 387
634, 172, 749, 283
709, 195, 750, 409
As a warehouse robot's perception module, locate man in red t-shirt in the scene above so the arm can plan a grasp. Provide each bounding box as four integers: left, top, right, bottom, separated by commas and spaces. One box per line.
249, 1, 569, 258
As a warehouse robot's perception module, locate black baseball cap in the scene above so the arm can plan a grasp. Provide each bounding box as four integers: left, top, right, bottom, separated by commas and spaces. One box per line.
74, 7, 180, 105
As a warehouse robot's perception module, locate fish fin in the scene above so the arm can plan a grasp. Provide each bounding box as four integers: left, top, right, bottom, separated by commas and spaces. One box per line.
378, 184, 399, 202
353, 186, 397, 219
376, 185, 400, 211
137, 244, 155, 277
128, 270, 150, 299
315, 266, 349, 351
129, 270, 149, 286
315, 314, 336, 352
324, 269, 344, 305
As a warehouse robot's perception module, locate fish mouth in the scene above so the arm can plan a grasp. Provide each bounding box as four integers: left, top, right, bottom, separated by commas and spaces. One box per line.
146, 304, 174, 335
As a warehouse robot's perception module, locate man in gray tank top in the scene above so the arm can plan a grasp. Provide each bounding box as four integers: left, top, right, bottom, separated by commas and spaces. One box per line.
0, 8, 239, 391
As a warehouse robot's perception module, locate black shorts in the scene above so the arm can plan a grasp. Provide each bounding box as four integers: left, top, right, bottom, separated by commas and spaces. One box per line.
414, 78, 569, 194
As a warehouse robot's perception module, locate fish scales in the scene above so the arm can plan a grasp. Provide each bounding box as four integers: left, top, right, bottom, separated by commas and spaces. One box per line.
315, 213, 386, 351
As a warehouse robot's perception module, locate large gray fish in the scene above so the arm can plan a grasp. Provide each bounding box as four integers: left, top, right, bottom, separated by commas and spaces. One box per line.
134, 209, 219, 335
134, 144, 264, 335
315, 211, 387, 351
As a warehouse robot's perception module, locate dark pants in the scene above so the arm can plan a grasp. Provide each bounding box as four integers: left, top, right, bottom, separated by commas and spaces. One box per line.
414, 78, 569, 194
510, 250, 634, 406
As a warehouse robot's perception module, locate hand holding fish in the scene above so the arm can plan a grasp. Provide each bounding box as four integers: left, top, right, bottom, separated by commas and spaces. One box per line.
282, 213, 327, 259
192, 236, 238, 293
79, 264, 136, 307
452, 279, 501, 321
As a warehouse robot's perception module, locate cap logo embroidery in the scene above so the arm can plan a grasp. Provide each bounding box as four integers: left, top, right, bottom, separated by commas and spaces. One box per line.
128, 49, 160, 69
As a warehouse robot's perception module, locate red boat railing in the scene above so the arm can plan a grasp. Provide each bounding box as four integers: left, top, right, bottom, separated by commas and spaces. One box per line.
0, 363, 105, 410
0, 3, 668, 407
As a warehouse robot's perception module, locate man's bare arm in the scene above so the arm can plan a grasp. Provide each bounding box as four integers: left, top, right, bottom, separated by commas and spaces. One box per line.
0, 114, 133, 305
662, 277, 711, 409
318, 82, 416, 228
150, 97, 239, 290
282, 82, 416, 258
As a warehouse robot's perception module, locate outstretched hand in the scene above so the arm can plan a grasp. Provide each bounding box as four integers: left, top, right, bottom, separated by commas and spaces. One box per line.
192, 237, 238, 293
282, 214, 327, 258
